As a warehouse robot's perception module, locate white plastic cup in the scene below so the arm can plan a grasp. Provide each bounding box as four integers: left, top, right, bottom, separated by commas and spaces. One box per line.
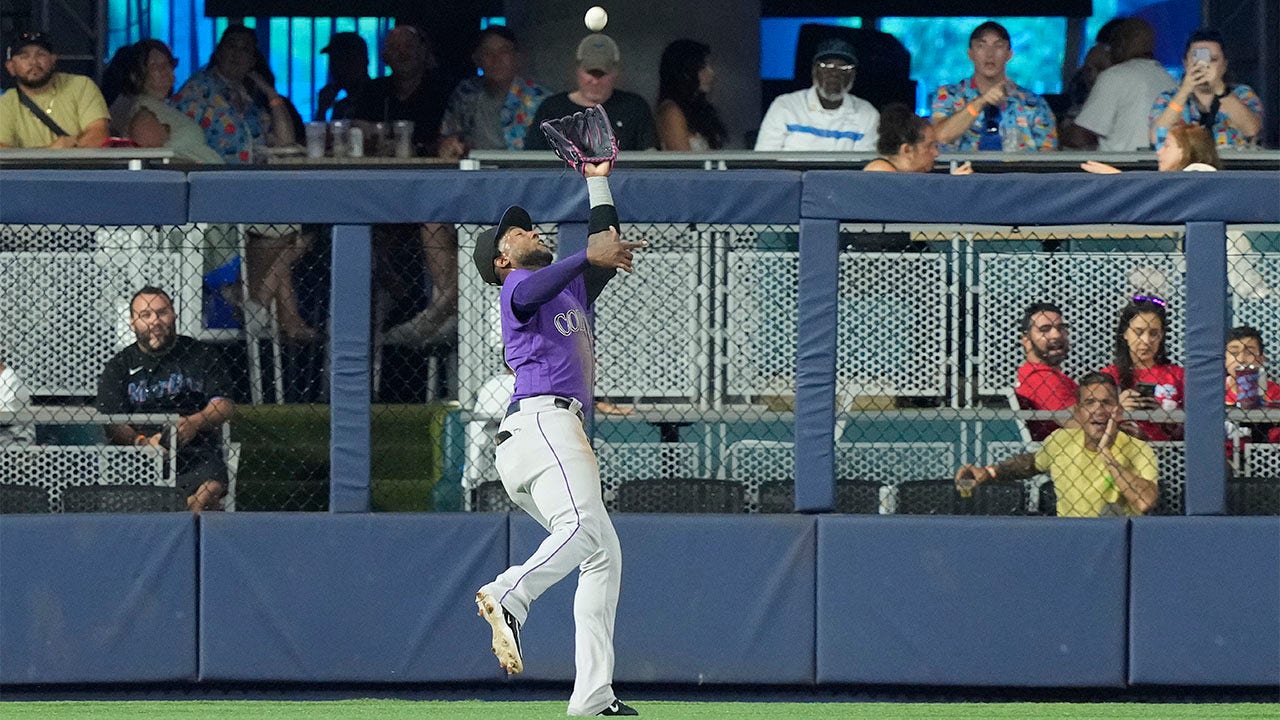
330, 120, 350, 158
305, 122, 327, 158
348, 126, 364, 158
393, 120, 414, 158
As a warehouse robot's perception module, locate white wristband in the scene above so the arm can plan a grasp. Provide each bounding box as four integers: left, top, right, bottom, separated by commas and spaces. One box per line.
586, 176, 613, 208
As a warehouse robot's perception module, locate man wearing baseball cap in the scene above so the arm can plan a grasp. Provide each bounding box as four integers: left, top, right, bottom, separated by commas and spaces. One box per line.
314, 32, 369, 122
526, 33, 656, 152
1, 31, 109, 149
471, 157, 644, 716
754, 37, 879, 151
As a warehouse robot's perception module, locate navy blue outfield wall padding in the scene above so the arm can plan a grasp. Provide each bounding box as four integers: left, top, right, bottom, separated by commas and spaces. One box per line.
198, 513, 508, 682
187, 170, 802, 225
801, 171, 1280, 225
329, 225, 373, 513
1182, 221, 1228, 515
0, 170, 188, 225
815, 516, 1129, 687
0, 514, 197, 684
794, 218, 840, 513
509, 513, 817, 685
1129, 517, 1280, 686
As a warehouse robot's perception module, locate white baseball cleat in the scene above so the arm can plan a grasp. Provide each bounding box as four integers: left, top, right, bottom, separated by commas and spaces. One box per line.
476, 589, 523, 674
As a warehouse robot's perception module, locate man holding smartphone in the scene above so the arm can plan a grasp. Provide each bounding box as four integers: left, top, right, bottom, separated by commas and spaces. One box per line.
1149, 28, 1263, 148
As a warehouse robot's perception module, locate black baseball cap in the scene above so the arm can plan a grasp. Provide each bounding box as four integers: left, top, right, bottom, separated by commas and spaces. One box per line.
321, 32, 366, 57
812, 38, 856, 66
6, 31, 54, 60
473, 205, 533, 285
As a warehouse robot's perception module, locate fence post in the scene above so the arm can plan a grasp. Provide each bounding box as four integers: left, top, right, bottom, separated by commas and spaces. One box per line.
1183, 220, 1228, 515
329, 224, 372, 512
795, 218, 839, 512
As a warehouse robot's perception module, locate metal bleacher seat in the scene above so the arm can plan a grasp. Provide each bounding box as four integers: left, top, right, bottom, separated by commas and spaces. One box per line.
0, 445, 168, 513
1226, 477, 1280, 516
62, 484, 186, 513
0, 483, 51, 514
594, 439, 703, 511
616, 478, 743, 513
891, 479, 960, 515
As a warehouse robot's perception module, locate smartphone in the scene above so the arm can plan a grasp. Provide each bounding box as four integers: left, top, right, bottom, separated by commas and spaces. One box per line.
1135, 382, 1157, 398
1191, 47, 1211, 66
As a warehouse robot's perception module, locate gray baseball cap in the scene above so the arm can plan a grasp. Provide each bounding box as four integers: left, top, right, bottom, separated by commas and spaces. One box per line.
473, 205, 533, 285
576, 33, 620, 73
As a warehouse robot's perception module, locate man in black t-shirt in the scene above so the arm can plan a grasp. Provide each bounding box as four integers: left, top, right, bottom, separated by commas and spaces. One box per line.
96, 286, 235, 512
526, 33, 656, 152
351, 25, 452, 156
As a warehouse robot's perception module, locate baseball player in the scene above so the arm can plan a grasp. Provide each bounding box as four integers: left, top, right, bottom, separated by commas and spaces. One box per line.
471, 155, 643, 716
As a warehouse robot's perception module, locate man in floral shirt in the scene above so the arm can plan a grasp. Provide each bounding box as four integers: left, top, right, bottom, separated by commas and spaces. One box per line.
438, 26, 549, 160
931, 21, 1058, 152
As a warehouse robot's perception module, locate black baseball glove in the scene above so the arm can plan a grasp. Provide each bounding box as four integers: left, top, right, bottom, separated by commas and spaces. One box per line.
539, 104, 619, 174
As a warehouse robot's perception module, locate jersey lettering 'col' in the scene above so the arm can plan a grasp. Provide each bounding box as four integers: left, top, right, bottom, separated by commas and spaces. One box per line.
500, 269, 594, 407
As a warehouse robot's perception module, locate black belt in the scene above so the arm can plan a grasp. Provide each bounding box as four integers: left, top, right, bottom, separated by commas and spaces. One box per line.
504, 396, 580, 420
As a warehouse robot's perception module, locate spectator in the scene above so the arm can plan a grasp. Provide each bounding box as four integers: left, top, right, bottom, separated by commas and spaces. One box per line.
956, 372, 1158, 517
863, 103, 971, 173
171, 25, 297, 164
1082, 123, 1220, 174
352, 24, 453, 157
931, 21, 1058, 152
315, 32, 370, 122
1014, 302, 1077, 441
1224, 326, 1280, 444
96, 287, 235, 513
101, 39, 223, 164
527, 33, 657, 152
1100, 297, 1184, 441
0, 353, 34, 445
0, 31, 109, 149
1068, 18, 1175, 151
754, 38, 878, 151
655, 38, 726, 151
1060, 17, 1125, 137
1150, 28, 1263, 149
438, 26, 549, 160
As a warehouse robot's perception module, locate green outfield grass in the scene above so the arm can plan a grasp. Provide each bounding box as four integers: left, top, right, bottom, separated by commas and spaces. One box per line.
1, 701, 1275, 719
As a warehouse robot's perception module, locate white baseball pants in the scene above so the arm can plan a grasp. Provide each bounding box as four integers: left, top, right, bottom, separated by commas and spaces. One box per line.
482, 395, 623, 716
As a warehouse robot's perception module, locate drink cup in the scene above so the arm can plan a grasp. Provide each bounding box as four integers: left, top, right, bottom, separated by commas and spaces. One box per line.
348, 126, 364, 158
393, 120, 415, 158
330, 120, 350, 158
1236, 365, 1261, 409
304, 122, 326, 158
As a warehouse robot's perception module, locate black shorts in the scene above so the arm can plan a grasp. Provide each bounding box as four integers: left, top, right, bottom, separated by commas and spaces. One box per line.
174, 454, 229, 496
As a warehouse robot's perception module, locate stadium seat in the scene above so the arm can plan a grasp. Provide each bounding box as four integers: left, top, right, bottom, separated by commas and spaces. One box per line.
616, 478, 744, 513
62, 484, 186, 513
1226, 477, 1280, 516
0, 483, 51, 514
970, 480, 1029, 516
472, 479, 518, 513
893, 479, 959, 515
836, 479, 883, 514
755, 479, 883, 514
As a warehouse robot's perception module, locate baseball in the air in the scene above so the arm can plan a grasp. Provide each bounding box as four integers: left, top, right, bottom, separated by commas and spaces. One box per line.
584, 6, 608, 32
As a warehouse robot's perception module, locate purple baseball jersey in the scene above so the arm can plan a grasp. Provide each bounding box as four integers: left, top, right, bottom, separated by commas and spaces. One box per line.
500, 268, 595, 407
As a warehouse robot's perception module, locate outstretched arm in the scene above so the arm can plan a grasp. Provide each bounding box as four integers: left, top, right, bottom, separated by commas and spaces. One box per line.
584, 161, 621, 303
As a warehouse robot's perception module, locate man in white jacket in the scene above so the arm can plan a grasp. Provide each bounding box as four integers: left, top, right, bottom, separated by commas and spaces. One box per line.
754, 38, 878, 152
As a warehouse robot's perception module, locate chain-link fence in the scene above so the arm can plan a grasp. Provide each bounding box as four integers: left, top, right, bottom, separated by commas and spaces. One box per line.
0, 222, 330, 514
3, 217, 1275, 518
454, 222, 1279, 517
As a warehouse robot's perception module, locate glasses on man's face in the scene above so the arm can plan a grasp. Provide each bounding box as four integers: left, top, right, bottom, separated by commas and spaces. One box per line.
815, 61, 854, 72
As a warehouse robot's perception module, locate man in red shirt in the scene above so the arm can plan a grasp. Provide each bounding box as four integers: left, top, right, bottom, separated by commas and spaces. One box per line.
1015, 302, 1076, 441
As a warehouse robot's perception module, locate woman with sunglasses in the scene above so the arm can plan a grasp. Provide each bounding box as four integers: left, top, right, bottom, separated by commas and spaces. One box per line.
102, 39, 222, 164
1100, 297, 1184, 441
